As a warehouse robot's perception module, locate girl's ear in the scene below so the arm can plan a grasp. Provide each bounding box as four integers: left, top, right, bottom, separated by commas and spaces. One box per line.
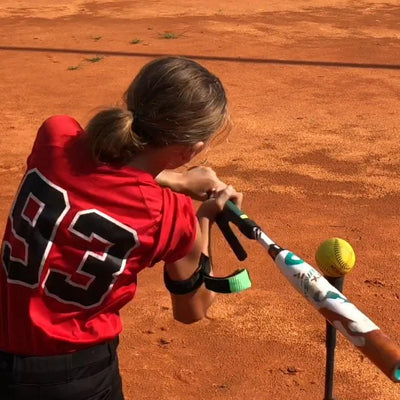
190, 141, 205, 159
164, 142, 206, 169
178, 142, 205, 164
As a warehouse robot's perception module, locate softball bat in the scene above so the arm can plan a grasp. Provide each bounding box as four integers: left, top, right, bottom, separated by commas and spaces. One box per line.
219, 201, 400, 382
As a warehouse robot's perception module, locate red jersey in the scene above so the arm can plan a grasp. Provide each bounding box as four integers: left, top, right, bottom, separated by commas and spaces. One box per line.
0, 115, 197, 355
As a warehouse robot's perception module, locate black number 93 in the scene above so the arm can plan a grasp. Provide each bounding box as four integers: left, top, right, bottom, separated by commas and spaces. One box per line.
2, 169, 139, 308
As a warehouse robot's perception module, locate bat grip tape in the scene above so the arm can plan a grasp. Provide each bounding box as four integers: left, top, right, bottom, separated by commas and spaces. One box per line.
215, 201, 260, 261
218, 201, 260, 240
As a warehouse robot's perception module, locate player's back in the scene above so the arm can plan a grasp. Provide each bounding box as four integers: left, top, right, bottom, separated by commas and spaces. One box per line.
0, 115, 196, 355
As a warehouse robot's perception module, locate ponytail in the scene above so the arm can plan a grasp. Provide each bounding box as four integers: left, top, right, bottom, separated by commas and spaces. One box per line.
85, 108, 145, 164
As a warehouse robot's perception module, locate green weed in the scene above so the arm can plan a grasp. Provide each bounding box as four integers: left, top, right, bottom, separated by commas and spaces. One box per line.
85, 56, 104, 63
67, 65, 81, 71
160, 32, 178, 39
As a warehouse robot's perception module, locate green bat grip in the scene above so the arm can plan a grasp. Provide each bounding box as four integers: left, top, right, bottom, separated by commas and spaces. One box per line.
216, 212, 248, 261
215, 201, 260, 261
220, 201, 260, 240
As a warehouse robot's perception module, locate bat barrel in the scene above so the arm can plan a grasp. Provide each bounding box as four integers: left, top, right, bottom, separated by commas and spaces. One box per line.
256, 231, 400, 383
360, 330, 400, 382
319, 309, 400, 382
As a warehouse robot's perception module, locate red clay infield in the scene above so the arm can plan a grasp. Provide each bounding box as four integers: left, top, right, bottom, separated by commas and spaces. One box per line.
0, 1, 399, 399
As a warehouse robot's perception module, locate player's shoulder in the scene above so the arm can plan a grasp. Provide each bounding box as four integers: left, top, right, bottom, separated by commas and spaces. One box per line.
142, 185, 196, 265
137, 180, 194, 221
36, 115, 83, 146
40, 115, 82, 130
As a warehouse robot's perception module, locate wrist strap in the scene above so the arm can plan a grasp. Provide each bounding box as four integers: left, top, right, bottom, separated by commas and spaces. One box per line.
200, 254, 251, 294
164, 254, 251, 295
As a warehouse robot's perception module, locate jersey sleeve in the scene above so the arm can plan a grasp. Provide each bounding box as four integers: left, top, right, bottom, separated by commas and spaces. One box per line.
150, 188, 197, 265
28, 115, 83, 167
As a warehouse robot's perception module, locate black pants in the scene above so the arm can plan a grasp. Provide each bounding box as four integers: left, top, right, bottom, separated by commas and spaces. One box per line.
0, 338, 124, 400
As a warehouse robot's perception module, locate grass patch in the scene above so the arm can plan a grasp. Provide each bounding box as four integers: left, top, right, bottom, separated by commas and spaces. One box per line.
130, 39, 142, 44
67, 65, 81, 71
85, 56, 104, 63
160, 31, 178, 39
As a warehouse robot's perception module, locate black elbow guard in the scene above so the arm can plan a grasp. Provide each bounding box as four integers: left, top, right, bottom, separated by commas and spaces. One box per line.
164, 253, 211, 295
164, 254, 252, 295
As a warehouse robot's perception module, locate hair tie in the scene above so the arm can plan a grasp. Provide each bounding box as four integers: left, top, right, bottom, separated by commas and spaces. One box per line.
129, 109, 137, 131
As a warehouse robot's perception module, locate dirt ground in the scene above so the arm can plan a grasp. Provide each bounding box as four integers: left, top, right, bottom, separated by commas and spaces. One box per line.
1, 1, 400, 399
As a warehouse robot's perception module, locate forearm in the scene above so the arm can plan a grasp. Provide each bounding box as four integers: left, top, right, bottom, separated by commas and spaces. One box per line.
197, 215, 212, 256
155, 170, 183, 191
155, 167, 226, 201
171, 284, 216, 324
167, 186, 242, 324
171, 214, 216, 324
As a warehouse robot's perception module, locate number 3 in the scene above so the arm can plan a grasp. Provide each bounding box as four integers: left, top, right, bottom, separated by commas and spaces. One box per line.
2, 169, 139, 308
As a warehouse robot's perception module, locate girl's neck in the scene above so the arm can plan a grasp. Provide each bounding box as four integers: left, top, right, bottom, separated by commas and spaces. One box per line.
127, 146, 182, 177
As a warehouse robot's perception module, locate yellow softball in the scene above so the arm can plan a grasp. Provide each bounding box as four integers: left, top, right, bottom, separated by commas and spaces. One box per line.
315, 238, 356, 277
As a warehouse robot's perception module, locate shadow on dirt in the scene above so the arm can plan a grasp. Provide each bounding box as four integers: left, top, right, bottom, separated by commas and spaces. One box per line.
0, 46, 400, 70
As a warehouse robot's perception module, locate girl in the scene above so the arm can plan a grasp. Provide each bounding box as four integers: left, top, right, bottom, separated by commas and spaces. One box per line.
0, 56, 241, 400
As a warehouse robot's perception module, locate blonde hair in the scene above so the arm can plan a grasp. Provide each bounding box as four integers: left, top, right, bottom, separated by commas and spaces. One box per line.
85, 108, 144, 164
85, 57, 229, 165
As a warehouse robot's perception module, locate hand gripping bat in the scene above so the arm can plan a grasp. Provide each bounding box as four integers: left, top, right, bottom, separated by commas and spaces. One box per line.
217, 201, 400, 382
